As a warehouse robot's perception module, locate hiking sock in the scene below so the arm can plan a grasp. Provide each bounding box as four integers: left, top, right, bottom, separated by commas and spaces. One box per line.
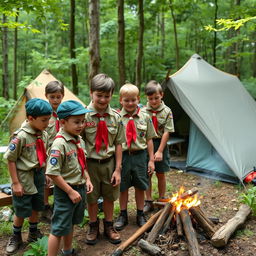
29, 222, 38, 233
137, 209, 144, 216
120, 210, 128, 217
13, 225, 22, 236
62, 248, 73, 255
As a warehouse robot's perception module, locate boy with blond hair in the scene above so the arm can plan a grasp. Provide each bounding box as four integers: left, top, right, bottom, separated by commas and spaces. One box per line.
114, 83, 157, 231
141, 80, 175, 213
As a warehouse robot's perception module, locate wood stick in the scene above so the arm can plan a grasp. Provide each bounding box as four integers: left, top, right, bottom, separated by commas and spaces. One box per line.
211, 204, 251, 248
111, 209, 163, 256
180, 209, 201, 256
161, 206, 175, 234
138, 239, 162, 256
189, 206, 215, 238
176, 212, 183, 237
197, 206, 215, 226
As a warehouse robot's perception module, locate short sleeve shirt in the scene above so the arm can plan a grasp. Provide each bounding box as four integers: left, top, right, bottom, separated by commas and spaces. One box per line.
45, 112, 58, 146
81, 103, 125, 159
141, 102, 175, 138
46, 129, 86, 185
4, 122, 49, 194
120, 108, 157, 151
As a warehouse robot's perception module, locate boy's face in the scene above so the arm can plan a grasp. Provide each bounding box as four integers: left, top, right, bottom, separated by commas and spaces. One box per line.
147, 92, 163, 109
28, 115, 51, 131
120, 93, 140, 115
90, 90, 112, 112
61, 115, 85, 136
45, 92, 64, 111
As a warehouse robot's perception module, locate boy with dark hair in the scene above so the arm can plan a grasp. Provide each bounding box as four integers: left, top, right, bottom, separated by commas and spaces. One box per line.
114, 83, 156, 231
81, 73, 125, 245
142, 80, 175, 213
46, 100, 93, 256
4, 98, 52, 255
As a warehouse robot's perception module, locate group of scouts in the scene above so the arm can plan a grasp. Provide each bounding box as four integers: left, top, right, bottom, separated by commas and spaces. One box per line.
4, 74, 174, 256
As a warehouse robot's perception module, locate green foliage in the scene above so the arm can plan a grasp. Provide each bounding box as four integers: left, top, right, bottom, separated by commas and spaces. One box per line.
235, 228, 254, 238
239, 186, 256, 216
0, 221, 12, 236
242, 77, 256, 99
23, 236, 48, 256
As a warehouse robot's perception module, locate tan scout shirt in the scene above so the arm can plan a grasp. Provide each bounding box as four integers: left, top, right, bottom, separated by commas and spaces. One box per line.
120, 108, 157, 151
4, 122, 49, 194
141, 102, 175, 138
45, 112, 58, 146
81, 103, 125, 160
46, 129, 86, 185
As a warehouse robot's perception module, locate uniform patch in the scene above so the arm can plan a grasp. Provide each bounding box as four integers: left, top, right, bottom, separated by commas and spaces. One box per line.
140, 131, 145, 137
11, 137, 20, 144
50, 150, 61, 157
84, 121, 96, 128
50, 157, 58, 165
9, 144, 16, 151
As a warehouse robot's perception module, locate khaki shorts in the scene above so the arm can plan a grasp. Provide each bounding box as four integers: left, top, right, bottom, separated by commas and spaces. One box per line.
87, 157, 119, 204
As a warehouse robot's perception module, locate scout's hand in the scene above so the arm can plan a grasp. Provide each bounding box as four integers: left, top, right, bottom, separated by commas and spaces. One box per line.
86, 179, 93, 194
68, 189, 82, 204
45, 176, 52, 188
148, 160, 155, 175
111, 171, 121, 187
154, 151, 163, 162
12, 182, 24, 197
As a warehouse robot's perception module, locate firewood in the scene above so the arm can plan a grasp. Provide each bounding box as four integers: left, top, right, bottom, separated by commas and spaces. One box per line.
138, 239, 162, 256
211, 204, 251, 248
176, 212, 183, 237
197, 206, 215, 226
161, 206, 175, 234
189, 206, 216, 238
180, 209, 202, 256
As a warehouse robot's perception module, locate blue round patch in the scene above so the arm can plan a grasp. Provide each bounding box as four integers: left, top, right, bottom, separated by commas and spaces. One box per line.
9, 144, 16, 151
50, 157, 58, 166
140, 131, 145, 137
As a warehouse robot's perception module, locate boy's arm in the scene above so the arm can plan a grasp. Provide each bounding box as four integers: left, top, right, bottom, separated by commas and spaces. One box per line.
8, 160, 24, 196
83, 169, 93, 193
155, 131, 169, 161
112, 143, 122, 186
147, 139, 155, 174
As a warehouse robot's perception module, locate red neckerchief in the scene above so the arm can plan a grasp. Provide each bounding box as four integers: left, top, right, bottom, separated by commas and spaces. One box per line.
52, 112, 60, 132
95, 113, 109, 153
150, 110, 159, 133
55, 135, 86, 177
35, 134, 47, 167
125, 108, 140, 148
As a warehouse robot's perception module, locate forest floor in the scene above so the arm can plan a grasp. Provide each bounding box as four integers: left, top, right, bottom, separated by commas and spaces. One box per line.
0, 160, 256, 256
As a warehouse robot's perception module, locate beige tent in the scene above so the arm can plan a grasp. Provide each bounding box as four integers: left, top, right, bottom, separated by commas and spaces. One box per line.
8, 69, 86, 134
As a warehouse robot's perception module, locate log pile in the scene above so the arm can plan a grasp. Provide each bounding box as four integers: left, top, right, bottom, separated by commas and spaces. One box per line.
111, 187, 252, 256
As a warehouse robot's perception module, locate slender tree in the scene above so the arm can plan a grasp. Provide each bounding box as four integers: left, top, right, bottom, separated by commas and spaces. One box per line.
213, 0, 218, 67
117, 0, 125, 88
135, 0, 144, 89
160, 9, 165, 59
2, 14, 9, 99
13, 10, 19, 100
88, 0, 100, 85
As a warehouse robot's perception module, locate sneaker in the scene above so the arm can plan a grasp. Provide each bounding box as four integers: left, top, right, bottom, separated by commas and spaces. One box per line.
86, 219, 99, 245
103, 219, 121, 244
136, 214, 147, 227
6, 234, 23, 255
61, 248, 77, 256
113, 214, 128, 231
143, 200, 154, 213
27, 229, 43, 243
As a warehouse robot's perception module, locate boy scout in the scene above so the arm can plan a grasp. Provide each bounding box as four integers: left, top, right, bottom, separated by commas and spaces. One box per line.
46, 100, 93, 256
4, 98, 52, 255
81, 73, 124, 245
114, 83, 156, 231
141, 80, 175, 213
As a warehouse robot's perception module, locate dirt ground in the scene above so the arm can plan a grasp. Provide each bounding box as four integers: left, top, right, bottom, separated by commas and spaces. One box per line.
0, 167, 256, 256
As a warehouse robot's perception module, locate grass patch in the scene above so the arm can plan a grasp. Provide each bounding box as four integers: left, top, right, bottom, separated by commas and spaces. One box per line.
235, 228, 254, 238
0, 221, 12, 236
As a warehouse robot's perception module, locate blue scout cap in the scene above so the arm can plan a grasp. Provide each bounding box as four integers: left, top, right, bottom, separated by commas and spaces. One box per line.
25, 98, 52, 117
57, 100, 91, 119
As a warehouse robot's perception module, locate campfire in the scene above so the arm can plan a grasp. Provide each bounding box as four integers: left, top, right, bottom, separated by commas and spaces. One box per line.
111, 187, 252, 256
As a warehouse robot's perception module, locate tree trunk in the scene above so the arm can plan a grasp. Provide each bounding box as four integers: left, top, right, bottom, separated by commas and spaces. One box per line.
135, 0, 144, 90
213, 0, 218, 67
253, 31, 256, 78
70, 0, 78, 94
13, 10, 19, 100
160, 9, 165, 59
169, 0, 180, 70
2, 14, 9, 99
117, 0, 125, 89
88, 0, 100, 86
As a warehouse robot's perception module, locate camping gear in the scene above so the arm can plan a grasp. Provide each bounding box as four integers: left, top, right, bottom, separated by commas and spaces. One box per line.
163, 54, 256, 184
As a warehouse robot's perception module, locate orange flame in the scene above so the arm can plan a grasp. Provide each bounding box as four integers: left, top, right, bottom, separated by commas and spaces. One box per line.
169, 186, 200, 213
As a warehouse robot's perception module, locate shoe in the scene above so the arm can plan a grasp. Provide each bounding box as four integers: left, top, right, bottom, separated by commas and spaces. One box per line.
143, 200, 154, 213
40, 204, 53, 223
86, 219, 99, 245
6, 234, 23, 255
27, 229, 43, 243
103, 219, 121, 244
136, 214, 147, 227
114, 214, 128, 231
61, 248, 77, 256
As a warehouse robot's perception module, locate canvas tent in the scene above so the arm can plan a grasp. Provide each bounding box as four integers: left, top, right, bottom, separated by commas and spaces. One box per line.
162, 54, 256, 184
7, 69, 85, 134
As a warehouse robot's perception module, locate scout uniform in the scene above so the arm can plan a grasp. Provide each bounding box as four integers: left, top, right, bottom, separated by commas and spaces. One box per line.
120, 107, 157, 192
46, 100, 91, 237
141, 101, 175, 173
81, 102, 125, 204
45, 111, 60, 146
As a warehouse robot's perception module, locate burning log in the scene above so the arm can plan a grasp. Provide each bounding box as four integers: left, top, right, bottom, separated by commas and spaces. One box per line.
111, 209, 163, 256
189, 206, 216, 238
180, 208, 201, 256
197, 206, 215, 226
211, 204, 251, 248
176, 212, 183, 237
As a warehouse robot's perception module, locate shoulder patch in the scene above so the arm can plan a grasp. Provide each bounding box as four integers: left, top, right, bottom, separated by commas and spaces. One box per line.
11, 137, 20, 145
50, 150, 61, 157
50, 157, 58, 166
9, 144, 16, 151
